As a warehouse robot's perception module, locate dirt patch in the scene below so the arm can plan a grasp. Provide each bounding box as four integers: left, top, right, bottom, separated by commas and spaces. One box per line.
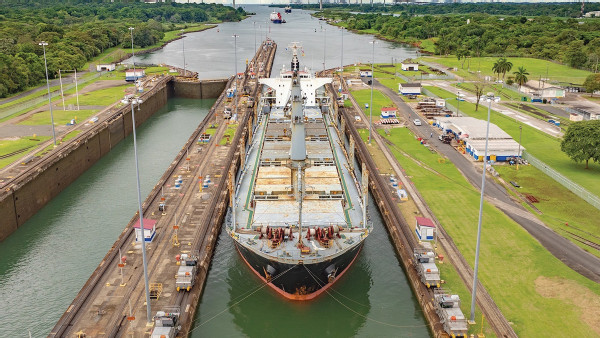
535, 276, 600, 335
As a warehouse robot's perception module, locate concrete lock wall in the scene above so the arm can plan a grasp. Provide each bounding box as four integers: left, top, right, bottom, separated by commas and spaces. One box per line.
0, 78, 228, 242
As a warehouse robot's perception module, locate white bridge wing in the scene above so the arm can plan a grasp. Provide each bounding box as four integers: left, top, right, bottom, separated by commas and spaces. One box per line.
260, 78, 293, 107
300, 78, 333, 106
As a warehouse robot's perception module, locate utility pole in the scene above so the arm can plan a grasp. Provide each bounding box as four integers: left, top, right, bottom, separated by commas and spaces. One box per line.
368, 39, 376, 144
470, 93, 500, 323
39, 41, 56, 146
233, 34, 239, 118
181, 29, 186, 76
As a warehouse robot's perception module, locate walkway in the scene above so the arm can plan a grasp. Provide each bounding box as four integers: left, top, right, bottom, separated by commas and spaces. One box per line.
375, 79, 600, 283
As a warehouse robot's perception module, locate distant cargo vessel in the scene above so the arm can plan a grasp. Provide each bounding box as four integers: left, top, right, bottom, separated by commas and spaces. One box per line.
270, 11, 285, 24
227, 42, 372, 300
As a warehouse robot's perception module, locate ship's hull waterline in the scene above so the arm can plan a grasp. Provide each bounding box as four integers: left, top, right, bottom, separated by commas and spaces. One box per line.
235, 241, 363, 301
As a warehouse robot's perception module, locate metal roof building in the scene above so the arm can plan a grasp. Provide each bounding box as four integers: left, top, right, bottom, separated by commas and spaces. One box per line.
434, 117, 523, 162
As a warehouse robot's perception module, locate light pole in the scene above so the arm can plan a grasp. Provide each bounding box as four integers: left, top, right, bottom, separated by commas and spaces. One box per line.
340, 26, 345, 73
181, 29, 186, 76
233, 34, 239, 117
368, 39, 376, 144
129, 27, 136, 84
322, 27, 326, 71
469, 92, 500, 323
39, 41, 56, 146
517, 125, 522, 170
456, 90, 461, 117
128, 96, 153, 324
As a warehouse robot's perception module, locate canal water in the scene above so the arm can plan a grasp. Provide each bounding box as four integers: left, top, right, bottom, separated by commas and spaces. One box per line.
0, 98, 214, 336
0, 5, 429, 337
135, 5, 418, 80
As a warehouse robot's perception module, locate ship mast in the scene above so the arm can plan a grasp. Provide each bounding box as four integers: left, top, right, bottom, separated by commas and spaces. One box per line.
288, 42, 306, 248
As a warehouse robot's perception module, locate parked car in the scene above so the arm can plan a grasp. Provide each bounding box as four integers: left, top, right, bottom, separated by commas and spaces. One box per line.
413, 119, 422, 126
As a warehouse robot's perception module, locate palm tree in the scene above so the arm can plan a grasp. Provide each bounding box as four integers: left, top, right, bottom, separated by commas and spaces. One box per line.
501, 58, 513, 80
492, 59, 502, 81
513, 66, 530, 92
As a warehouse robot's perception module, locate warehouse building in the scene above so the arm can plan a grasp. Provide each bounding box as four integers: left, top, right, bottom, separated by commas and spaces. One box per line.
434, 117, 523, 162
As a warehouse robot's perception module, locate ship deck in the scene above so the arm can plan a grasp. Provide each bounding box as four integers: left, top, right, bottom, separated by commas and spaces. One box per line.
230, 96, 368, 264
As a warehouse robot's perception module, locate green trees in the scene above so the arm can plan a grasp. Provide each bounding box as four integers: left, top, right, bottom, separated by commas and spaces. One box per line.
583, 74, 600, 97
513, 66, 530, 91
491, 57, 513, 81
324, 9, 600, 72
561, 120, 600, 169
0, 2, 245, 97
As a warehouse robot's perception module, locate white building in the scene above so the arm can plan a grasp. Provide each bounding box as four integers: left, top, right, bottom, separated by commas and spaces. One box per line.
401, 62, 419, 71
359, 69, 372, 77
96, 64, 116, 72
434, 116, 523, 161
399, 83, 422, 95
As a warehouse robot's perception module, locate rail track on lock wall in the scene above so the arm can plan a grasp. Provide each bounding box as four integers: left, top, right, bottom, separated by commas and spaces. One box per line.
322, 73, 516, 338
50, 41, 277, 337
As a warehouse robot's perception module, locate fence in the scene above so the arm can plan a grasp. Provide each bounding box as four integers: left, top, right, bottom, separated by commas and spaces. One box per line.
522, 150, 600, 211
0, 72, 104, 120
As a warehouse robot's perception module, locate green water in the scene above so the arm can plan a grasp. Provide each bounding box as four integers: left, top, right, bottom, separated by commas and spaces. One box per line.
0, 98, 214, 336
191, 201, 429, 337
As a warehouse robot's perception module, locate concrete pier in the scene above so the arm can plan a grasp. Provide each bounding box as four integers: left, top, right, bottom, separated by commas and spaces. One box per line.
49, 40, 277, 337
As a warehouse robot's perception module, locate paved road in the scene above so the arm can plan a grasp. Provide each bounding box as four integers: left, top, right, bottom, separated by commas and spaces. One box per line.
426, 80, 563, 137
375, 80, 600, 283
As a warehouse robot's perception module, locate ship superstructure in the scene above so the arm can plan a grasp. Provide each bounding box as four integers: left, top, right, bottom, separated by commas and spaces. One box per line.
227, 42, 371, 300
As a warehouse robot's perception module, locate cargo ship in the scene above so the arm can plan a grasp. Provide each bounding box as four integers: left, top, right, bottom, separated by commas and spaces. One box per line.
270, 11, 285, 24
227, 42, 371, 300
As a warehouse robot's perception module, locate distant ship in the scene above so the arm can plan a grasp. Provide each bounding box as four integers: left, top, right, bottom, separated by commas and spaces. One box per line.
227, 42, 372, 300
284, 6, 292, 13
270, 11, 285, 24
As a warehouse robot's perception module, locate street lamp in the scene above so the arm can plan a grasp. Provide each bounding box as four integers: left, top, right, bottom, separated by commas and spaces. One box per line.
181, 29, 186, 77
39, 41, 56, 146
340, 26, 345, 73
322, 27, 326, 71
456, 90, 461, 117
129, 27, 137, 86
232, 34, 239, 117
128, 96, 153, 324
368, 39, 376, 144
517, 125, 522, 170
469, 92, 500, 323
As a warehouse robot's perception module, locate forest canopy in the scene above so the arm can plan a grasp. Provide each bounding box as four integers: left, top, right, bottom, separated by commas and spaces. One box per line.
0, 2, 245, 97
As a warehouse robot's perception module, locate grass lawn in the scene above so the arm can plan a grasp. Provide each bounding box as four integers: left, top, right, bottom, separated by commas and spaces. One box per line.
98, 66, 171, 81
495, 164, 600, 258
63, 84, 133, 107
351, 89, 394, 118
423, 56, 592, 85
454, 82, 524, 102
354, 127, 494, 337
382, 127, 600, 337
0, 136, 50, 169
219, 123, 237, 145
417, 37, 437, 54
423, 85, 600, 197
18, 109, 98, 126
